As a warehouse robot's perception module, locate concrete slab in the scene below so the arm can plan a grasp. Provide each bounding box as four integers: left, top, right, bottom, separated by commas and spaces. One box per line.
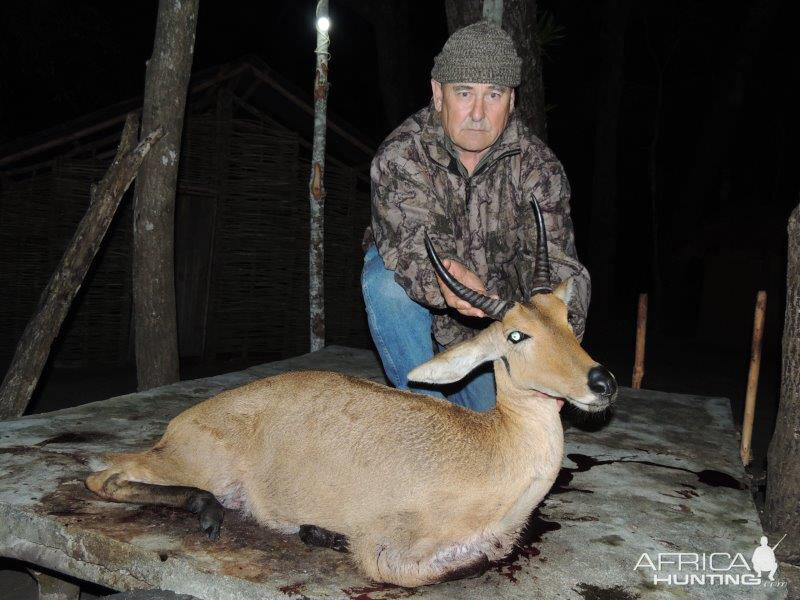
0, 346, 788, 599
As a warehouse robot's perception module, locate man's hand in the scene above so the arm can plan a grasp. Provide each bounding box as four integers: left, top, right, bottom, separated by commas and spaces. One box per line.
436, 259, 498, 318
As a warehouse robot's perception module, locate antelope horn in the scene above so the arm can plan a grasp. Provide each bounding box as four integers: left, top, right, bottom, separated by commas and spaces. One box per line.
529, 199, 553, 295
424, 232, 511, 320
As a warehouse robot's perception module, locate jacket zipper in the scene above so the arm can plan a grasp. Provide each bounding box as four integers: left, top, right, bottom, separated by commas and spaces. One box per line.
473, 148, 521, 175
429, 145, 522, 213
464, 148, 520, 212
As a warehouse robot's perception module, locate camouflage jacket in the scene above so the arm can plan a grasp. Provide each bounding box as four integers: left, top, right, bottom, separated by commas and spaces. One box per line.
367, 103, 590, 347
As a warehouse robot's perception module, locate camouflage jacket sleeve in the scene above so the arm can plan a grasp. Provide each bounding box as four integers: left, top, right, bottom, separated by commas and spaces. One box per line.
519, 148, 591, 341
369, 148, 456, 309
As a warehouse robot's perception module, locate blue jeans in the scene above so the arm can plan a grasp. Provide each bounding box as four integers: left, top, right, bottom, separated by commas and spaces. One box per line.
361, 244, 495, 412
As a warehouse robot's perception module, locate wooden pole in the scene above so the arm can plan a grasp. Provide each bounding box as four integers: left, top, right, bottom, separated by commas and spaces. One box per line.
631, 293, 648, 389
132, 0, 198, 390
0, 114, 163, 420
741, 290, 767, 466
309, 0, 330, 352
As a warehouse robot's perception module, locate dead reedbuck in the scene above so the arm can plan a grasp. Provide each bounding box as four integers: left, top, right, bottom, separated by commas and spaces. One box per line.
86, 198, 617, 587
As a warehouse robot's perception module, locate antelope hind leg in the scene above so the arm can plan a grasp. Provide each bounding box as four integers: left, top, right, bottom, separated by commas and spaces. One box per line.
86, 471, 224, 540
437, 553, 490, 583
299, 524, 350, 553
350, 531, 490, 587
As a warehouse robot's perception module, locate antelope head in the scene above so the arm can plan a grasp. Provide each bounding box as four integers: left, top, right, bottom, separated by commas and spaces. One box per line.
408, 199, 617, 412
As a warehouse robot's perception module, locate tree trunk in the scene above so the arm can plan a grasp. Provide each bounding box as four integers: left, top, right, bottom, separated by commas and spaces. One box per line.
444, 0, 483, 33
501, 0, 545, 140
337, 0, 415, 131
587, 0, 631, 319
309, 0, 330, 352
444, 0, 546, 140
482, 0, 503, 25
0, 115, 162, 419
132, 0, 198, 390
765, 200, 800, 562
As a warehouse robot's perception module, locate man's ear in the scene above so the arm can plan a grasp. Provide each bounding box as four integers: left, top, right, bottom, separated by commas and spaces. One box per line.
408, 328, 500, 384
431, 79, 443, 112
509, 88, 515, 113
553, 277, 577, 308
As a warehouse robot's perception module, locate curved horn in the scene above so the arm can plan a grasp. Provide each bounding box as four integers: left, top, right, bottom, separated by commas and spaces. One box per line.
529, 199, 553, 295
424, 232, 511, 320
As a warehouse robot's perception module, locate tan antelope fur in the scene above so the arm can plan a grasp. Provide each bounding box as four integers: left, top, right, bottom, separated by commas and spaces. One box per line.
86, 201, 617, 587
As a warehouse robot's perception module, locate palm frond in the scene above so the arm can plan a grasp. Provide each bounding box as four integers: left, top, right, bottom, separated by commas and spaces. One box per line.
535, 10, 566, 56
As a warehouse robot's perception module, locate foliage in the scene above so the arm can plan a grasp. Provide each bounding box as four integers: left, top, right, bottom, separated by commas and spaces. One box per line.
535, 10, 566, 56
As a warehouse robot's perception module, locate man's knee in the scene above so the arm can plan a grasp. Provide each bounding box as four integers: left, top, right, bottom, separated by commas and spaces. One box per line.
362, 253, 410, 305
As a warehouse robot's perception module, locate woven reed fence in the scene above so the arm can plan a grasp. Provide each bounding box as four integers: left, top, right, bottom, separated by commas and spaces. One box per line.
0, 157, 131, 368
0, 97, 371, 368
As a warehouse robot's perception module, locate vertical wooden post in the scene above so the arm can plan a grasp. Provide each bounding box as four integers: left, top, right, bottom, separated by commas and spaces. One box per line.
632, 293, 648, 390
741, 290, 767, 466
309, 0, 330, 352
132, 0, 198, 390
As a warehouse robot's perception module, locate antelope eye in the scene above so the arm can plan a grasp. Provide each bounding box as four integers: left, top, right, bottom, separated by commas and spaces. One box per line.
507, 331, 529, 344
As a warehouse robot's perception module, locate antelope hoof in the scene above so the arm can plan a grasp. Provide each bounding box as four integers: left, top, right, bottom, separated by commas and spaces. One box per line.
188, 492, 224, 541
330, 533, 349, 553
299, 524, 349, 553
200, 507, 223, 541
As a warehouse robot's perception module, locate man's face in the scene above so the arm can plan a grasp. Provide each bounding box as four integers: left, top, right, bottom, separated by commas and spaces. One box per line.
431, 80, 514, 155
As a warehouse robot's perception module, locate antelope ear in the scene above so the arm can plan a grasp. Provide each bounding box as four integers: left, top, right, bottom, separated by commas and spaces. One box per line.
408, 329, 500, 384
553, 277, 577, 306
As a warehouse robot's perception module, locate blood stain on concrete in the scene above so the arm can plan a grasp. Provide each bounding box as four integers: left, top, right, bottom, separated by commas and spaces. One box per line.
491, 508, 560, 583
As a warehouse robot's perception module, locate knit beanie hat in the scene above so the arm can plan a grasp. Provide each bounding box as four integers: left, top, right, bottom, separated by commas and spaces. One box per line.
431, 20, 522, 87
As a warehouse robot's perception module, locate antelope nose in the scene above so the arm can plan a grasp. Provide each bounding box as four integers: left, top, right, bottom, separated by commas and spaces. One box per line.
588, 366, 617, 397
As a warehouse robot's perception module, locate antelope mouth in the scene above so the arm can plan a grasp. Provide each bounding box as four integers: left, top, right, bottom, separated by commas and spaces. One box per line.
527, 389, 610, 413
567, 396, 612, 413
524, 388, 568, 410
530, 389, 561, 401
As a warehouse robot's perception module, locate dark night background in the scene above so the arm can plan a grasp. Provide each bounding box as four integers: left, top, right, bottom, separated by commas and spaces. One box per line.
0, 1, 799, 597
0, 1, 797, 468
